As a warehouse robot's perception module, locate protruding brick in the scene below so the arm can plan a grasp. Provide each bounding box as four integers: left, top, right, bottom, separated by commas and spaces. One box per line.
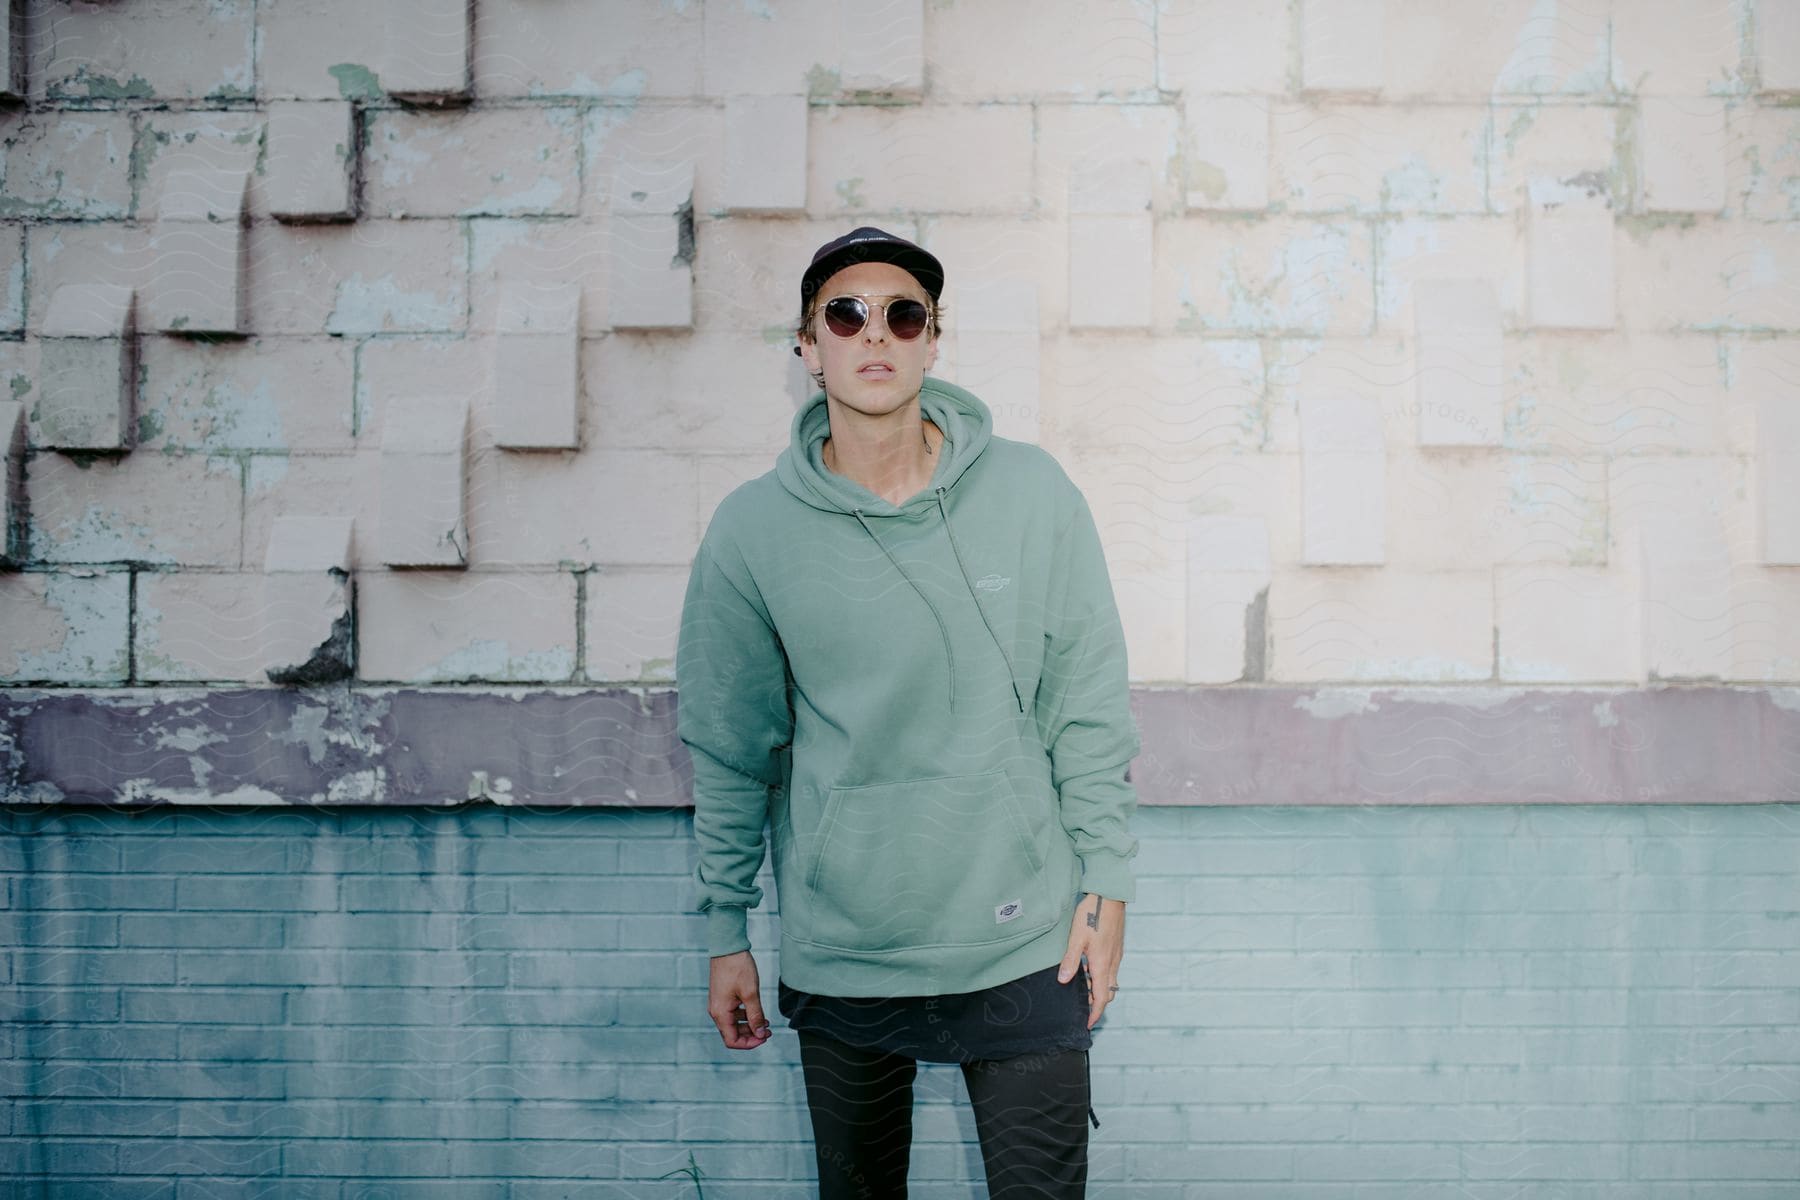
369, 0, 471, 103
29, 0, 253, 102
1497, 565, 1641, 682
1629, 522, 1734, 681
1069, 161, 1153, 331
266, 100, 357, 221
1412, 279, 1502, 446
261, 515, 356, 686
1182, 97, 1269, 212
838, 0, 924, 94
258, 0, 470, 102
923, 0, 1154, 99
1487, 104, 1616, 215
0, 224, 20, 332
1761, 1, 1800, 93
28, 450, 243, 567
1525, 174, 1615, 329
136, 570, 350, 685
1637, 97, 1727, 214
609, 161, 694, 330
38, 284, 137, 451
1158, 0, 1289, 94
2, 1, 23, 100
1300, 392, 1385, 565
376, 395, 469, 568
1382, 0, 1610, 98
1267, 567, 1493, 681
1300, 0, 1383, 93
356, 569, 576, 683
264, 515, 354, 574
1186, 515, 1272, 684
947, 280, 1039, 443
0, 570, 131, 683
1613, 0, 1745, 95
1750, 345, 1800, 564
0, 400, 24, 563
809, 105, 1035, 215
148, 164, 251, 335
583, 568, 685, 682
722, 95, 807, 214
471, 0, 702, 99
493, 280, 581, 450
1376, 217, 1522, 334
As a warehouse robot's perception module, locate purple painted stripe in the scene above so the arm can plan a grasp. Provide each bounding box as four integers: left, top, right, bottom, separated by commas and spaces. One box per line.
2, 686, 1796, 807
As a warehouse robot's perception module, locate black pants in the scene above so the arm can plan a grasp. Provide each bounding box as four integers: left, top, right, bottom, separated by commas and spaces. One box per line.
798, 1028, 1093, 1199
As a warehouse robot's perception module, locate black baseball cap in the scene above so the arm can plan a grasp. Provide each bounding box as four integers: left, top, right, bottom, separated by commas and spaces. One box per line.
800, 226, 945, 310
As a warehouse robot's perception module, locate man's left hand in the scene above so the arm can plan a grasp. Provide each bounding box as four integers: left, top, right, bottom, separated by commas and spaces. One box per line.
1058, 892, 1125, 1030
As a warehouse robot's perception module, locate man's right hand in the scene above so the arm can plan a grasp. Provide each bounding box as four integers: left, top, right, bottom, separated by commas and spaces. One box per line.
708, 950, 773, 1049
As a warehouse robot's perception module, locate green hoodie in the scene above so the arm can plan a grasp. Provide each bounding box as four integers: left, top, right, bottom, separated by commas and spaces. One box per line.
677, 377, 1140, 997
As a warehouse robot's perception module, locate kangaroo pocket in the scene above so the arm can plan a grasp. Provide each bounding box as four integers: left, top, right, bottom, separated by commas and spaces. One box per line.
804, 767, 1060, 954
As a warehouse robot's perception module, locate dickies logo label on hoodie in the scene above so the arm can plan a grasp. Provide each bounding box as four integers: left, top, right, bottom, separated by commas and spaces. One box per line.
995, 899, 1024, 924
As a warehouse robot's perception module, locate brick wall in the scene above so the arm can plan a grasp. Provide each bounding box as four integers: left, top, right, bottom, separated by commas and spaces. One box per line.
4, 803, 1799, 1196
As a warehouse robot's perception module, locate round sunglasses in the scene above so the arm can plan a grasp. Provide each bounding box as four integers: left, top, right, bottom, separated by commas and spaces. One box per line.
815, 293, 933, 341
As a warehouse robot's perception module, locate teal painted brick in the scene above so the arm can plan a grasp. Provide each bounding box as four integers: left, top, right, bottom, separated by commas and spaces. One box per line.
1458, 1141, 1631, 1178
122, 988, 284, 1025
116, 1063, 284, 1100
16, 948, 176, 985
337, 876, 506, 913
119, 914, 284, 948
115, 1137, 282, 1175
1631, 1144, 1800, 1179
15, 874, 176, 909
511, 876, 680, 913
174, 1100, 339, 1139
5, 836, 122, 871
117, 839, 291, 874
0, 987, 119, 1022
1126, 1143, 1294, 1180
0, 912, 118, 946
175, 876, 335, 911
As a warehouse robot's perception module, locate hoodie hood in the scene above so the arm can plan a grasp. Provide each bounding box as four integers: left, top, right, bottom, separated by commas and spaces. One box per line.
776, 376, 993, 515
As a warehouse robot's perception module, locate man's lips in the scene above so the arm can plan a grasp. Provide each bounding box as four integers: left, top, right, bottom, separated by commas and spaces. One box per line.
857, 361, 895, 378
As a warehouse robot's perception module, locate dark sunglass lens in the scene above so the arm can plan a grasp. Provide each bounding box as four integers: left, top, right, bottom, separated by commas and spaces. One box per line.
822, 297, 869, 338
887, 299, 930, 340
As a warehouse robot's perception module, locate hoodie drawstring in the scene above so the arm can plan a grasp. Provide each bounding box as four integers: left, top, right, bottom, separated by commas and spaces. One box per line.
853, 508, 959, 707
936, 487, 1025, 714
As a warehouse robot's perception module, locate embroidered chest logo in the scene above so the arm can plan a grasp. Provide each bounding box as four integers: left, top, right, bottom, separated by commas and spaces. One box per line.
995, 898, 1024, 924
974, 574, 1011, 593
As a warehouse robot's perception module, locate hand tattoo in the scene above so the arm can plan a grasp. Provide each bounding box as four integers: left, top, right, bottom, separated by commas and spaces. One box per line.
1085, 896, 1101, 930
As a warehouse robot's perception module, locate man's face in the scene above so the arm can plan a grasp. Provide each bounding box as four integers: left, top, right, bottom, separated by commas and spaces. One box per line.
799, 261, 939, 416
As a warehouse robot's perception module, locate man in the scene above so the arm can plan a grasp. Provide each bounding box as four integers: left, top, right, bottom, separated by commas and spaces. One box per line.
677, 226, 1140, 1198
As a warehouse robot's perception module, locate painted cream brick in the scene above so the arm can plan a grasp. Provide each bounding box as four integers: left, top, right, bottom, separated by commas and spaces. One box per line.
1181, 96, 1269, 212
244, 219, 467, 335
1609, 454, 1757, 571
1186, 515, 1272, 683
1299, 0, 1383, 93
375, 395, 469, 568
924, 0, 1156, 99
807, 105, 1035, 216
1382, 0, 1610, 98
722, 96, 807, 214
0, 110, 132, 219
1526, 176, 1616, 329
1, 3, 19, 99
1616, 221, 1800, 331
148, 165, 251, 335
922, 217, 1066, 339
1072, 444, 1305, 569
583, 568, 686, 682
1041, 336, 1263, 458
701, 0, 837, 96
356, 569, 576, 683
1496, 564, 1642, 681
945, 281, 1041, 443
838, 0, 925, 94
28, 0, 254, 102
1626, 522, 1736, 680
1611, 0, 1745, 95
257, 0, 469, 101
135, 570, 348, 684
1413, 279, 1504, 446
265, 100, 357, 221
470, 218, 610, 336
0, 569, 131, 683
1638, 98, 1728, 214
132, 111, 262, 223
1063, 451, 1189, 680
139, 336, 355, 454
609, 213, 694, 331
1505, 334, 1733, 458
29, 450, 243, 567
1266, 567, 1494, 681
691, 214, 872, 335
1116, 564, 1186, 683
1376, 217, 1523, 334
1760, 0, 1800, 93
1299, 392, 1386, 564
0, 400, 21, 559
1733, 107, 1800, 221
493, 281, 581, 451
584, 105, 722, 217
1157, 0, 1290, 94
587, 333, 792, 453
461, 448, 699, 569
264, 514, 353, 573
1271, 102, 1487, 215
243, 451, 380, 571
38, 284, 136, 451
355, 336, 490, 445
470, 0, 702, 99
1487, 104, 1616, 216
1726, 565, 1800, 679
1744, 339, 1800, 563
1069, 214, 1154, 329
1155, 217, 1375, 336
1386, 449, 1609, 570
1035, 103, 1182, 220
0, 224, 20, 332
364, 108, 580, 219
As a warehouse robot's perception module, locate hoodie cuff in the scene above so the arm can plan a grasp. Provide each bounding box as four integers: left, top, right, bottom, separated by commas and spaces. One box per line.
1077, 853, 1136, 904
706, 905, 752, 957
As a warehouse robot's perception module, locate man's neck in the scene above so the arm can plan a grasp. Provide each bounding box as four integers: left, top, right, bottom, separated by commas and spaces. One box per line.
820, 396, 943, 507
